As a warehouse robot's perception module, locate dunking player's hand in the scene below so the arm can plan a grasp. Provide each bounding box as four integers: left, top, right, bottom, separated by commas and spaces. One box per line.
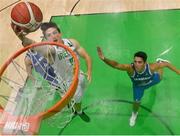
11, 23, 35, 46
11, 23, 30, 37
81, 72, 91, 83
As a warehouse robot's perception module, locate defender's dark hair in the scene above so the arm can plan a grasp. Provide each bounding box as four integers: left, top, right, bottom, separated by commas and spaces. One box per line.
134, 51, 147, 62
40, 22, 61, 35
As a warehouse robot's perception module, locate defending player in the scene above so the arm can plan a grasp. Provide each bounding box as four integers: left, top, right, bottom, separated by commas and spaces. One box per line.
97, 46, 180, 126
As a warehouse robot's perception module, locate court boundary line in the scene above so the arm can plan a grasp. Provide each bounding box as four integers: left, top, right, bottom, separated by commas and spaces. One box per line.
58, 99, 174, 135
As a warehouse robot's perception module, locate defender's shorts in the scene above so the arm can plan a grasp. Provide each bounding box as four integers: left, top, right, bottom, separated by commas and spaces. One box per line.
133, 72, 161, 102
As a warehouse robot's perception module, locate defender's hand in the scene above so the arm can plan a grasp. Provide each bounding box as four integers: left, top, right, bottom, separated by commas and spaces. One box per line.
97, 46, 105, 60
177, 70, 180, 75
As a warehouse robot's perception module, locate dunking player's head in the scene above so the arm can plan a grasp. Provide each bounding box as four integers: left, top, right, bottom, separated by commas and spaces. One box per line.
40, 22, 61, 42
134, 51, 147, 62
40, 22, 61, 36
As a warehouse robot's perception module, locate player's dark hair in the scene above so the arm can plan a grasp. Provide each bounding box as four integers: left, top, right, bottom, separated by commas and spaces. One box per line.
40, 22, 61, 36
134, 51, 147, 62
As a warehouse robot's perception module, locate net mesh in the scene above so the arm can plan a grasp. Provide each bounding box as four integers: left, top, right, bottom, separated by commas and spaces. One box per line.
0, 43, 78, 134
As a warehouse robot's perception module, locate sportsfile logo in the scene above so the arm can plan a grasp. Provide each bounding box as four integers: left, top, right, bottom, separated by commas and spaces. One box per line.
4, 121, 30, 131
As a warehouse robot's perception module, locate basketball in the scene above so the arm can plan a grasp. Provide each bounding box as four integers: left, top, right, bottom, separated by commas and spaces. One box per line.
11, 1, 43, 32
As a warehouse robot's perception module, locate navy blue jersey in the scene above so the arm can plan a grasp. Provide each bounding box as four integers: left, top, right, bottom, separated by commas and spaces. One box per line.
26, 51, 59, 86
130, 63, 154, 86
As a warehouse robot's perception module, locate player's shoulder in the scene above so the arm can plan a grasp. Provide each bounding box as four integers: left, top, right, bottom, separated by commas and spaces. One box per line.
68, 38, 79, 44
123, 64, 134, 72
68, 38, 80, 48
68, 38, 78, 42
126, 64, 134, 76
128, 64, 134, 71
149, 62, 159, 72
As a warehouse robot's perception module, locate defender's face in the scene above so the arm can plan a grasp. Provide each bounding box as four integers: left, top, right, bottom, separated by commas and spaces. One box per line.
44, 27, 61, 43
133, 57, 146, 72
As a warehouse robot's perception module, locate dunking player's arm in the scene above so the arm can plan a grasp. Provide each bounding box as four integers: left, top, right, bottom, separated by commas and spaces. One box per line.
70, 39, 92, 82
11, 24, 35, 46
12, 23, 54, 59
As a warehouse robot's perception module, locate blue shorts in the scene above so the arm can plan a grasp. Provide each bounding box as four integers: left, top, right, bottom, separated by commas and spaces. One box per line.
133, 73, 161, 102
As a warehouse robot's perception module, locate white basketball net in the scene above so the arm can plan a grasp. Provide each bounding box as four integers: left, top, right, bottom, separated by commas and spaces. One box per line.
0, 43, 78, 134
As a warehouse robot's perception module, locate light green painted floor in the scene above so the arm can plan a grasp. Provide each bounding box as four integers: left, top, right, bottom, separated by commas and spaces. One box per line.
39, 9, 180, 135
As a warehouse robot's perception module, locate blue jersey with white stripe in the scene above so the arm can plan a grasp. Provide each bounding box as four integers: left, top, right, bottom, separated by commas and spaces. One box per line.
26, 51, 58, 86
130, 63, 154, 86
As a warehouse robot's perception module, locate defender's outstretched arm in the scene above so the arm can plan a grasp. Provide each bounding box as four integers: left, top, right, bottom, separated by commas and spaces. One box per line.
97, 46, 131, 72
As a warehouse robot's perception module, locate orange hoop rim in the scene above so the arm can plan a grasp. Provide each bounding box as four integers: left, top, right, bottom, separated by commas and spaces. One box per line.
0, 41, 79, 119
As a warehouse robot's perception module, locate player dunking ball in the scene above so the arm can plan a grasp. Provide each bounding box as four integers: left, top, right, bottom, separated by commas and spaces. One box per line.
12, 22, 92, 116
40, 22, 92, 115
97, 47, 180, 127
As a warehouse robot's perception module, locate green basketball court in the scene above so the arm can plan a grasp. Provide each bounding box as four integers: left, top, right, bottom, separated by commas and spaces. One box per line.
39, 9, 180, 135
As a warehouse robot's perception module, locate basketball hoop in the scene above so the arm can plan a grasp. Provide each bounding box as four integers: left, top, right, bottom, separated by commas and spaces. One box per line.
0, 42, 79, 134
